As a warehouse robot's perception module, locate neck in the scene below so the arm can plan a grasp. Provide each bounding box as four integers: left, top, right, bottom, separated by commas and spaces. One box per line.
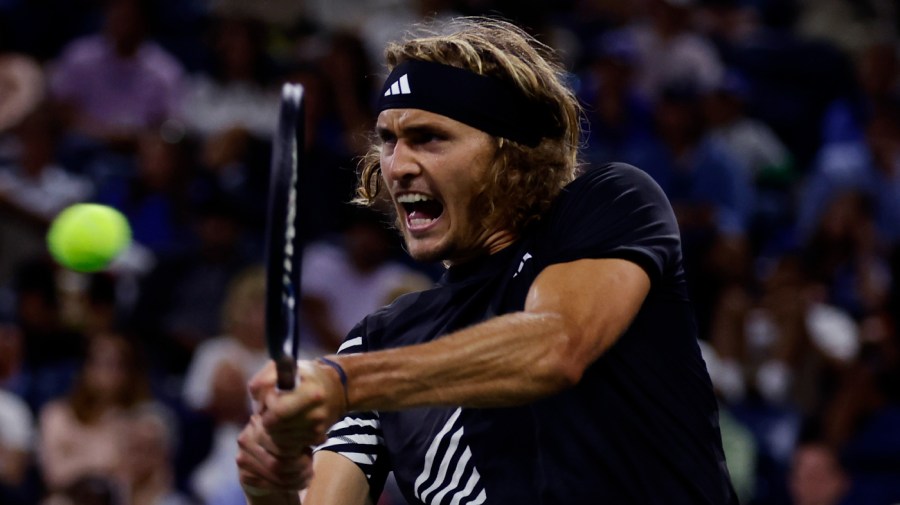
444, 229, 517, 268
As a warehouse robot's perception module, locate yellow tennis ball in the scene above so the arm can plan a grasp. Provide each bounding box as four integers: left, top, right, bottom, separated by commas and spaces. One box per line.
47, 204, 132, 272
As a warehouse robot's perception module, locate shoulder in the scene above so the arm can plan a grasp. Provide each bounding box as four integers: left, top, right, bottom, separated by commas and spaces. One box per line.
138, 42, 184, 78
58, 35, 107, 64
535, 163, 683, 284
571, 162, 662, 189
343, 284, 446, 352
553, 163, 671, 216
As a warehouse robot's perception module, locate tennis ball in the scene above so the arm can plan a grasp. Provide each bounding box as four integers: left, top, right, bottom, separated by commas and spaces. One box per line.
47, 204, 132, 272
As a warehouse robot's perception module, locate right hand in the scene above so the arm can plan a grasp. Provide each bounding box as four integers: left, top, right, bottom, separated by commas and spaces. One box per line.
249, 360, 348, 451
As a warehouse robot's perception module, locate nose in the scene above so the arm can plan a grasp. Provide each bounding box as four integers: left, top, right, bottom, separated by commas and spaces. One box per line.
383, 139, 422, 183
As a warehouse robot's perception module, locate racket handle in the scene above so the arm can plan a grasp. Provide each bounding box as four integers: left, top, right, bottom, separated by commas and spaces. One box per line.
276, 355, 297, 391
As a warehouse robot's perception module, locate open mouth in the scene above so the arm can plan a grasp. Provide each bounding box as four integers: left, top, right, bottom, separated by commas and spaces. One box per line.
397, 193, 444, 230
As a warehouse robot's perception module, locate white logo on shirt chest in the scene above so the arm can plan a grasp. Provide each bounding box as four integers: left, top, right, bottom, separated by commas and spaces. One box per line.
513, 252, 532, 278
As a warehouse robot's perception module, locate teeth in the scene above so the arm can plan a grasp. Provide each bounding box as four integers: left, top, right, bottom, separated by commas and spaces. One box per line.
409, 218, 435, 227
397, 193, 432, 203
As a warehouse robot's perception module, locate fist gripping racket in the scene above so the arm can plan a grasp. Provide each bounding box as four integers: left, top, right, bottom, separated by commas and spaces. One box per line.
265, 83, 306, 391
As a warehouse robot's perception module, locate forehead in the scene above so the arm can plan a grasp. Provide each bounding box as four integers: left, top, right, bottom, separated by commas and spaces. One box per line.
376, 108, 480, 134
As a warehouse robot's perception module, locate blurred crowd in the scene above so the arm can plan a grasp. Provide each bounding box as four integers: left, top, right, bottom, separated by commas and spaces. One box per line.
0, 0, 899, 504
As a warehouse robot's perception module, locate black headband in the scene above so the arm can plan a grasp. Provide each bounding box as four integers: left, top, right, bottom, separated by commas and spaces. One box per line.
376, 59, 563, 147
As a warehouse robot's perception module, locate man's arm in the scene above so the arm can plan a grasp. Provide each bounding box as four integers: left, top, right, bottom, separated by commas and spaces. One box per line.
303, 452, 373, 505
260, 257, 650, 433
343, 257, 649, 409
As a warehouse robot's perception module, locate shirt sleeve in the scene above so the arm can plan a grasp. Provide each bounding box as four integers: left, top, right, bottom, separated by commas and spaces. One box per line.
313, 323, 390, 501
539, 163, 682, 285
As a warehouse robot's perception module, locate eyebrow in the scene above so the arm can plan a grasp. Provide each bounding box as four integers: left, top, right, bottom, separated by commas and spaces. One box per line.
376, 123, 448, 139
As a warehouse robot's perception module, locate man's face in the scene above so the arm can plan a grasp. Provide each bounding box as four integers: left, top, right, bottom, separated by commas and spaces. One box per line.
377, 109, 512, 264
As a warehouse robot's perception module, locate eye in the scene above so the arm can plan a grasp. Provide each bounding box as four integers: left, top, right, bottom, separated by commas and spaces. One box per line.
377, 130, 397, 145
410, 129, 446, 145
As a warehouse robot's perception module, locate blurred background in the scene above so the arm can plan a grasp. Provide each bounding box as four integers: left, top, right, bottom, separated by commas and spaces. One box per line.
1, 0, 899, 504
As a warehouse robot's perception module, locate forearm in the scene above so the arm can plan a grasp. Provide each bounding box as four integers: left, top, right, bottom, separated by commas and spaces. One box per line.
337, 311, 586, 412
255, 260, 646, 451
328, 259, 651, 413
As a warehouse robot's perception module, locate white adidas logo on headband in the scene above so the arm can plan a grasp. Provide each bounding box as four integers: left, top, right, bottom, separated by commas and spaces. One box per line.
384, 74, 411, 96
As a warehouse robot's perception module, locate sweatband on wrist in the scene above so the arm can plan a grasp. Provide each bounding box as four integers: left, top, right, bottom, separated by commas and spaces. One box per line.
317, 357, 349, 410
376, 59, 563, 147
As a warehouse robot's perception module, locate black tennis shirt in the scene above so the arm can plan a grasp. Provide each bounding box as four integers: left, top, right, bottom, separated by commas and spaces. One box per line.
317, 163, 738, 504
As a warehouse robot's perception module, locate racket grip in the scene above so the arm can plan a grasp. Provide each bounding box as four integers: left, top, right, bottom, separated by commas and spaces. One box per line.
275, 355, 297, 391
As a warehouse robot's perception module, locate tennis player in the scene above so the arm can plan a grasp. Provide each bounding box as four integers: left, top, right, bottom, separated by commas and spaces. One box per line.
237, 17, 738, 505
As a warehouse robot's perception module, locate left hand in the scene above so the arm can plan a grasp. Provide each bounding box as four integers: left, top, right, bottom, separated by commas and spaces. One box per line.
236, 414, 313, 492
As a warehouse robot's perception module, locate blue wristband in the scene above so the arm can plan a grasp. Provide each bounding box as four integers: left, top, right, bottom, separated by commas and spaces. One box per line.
317, 357, 349, 410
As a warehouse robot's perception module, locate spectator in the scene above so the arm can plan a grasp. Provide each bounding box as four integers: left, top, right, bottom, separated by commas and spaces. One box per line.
625, 0, 724, 101
300, 207, 433, 355
284, 62, 365, 241
819, 302, 900, 503
182, 265, 268, 422
820, 41, 900, 145
697, 340, 758, 504
179, 14, 280, 142
0, 322, 27, 396
182, 265, 267, 504
318, 31, 378, 158
181, 14, 281, 232
12, 260, 84, 406
622, 81, 754, 339
118, 404, 195, 505
49, 0, 184, 147
42, 475, 125, 505
94, 130, 192, 256
702, 69, 795, 244
789, 442, 850, 505
626, 81, 754, 239
0, 388, 36, 505
578, 30, 655, 168
37, 333, 152, 493
131, 197, 252, 375
800, 101, 900, 249
710, 254, 859, 409
0, 104, 93, 284
0, 51, 44, 134
726, 0, 855, 170
802, 191, 892, 321
797, 0, 897, 59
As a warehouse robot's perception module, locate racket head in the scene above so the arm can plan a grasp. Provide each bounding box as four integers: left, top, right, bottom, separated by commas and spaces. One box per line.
264, 83, 306, 391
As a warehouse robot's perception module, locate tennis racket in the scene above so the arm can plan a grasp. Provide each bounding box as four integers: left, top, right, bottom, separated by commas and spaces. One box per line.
265, 83, 306, 391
